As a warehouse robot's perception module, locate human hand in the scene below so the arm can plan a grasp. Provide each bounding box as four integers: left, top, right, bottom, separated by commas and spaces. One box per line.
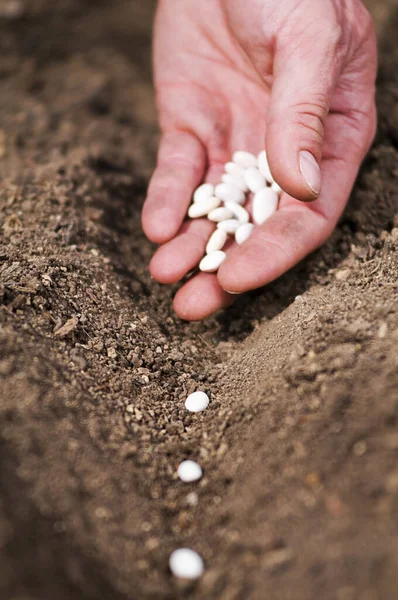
142, 0, 377, 320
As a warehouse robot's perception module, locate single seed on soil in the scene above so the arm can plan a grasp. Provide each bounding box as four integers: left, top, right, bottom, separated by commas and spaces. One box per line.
185, 391, 210, 412
221, 173, 249, 192
217, 219, 241, 234
207, 207, 234, 222
225, 201, 249, 224
257, 150, 273, 183
235, 222, 254, 245
177, 460, 203, 483
232, 150, 257, 169
188, 196, 220, 218
169, 548, 205, 579
193, 183, 214, 203
206, 228, 228, 254
199, 251, 226, 273
215, 183, 245, 205
225, 161, 245, 177
271, 181, 282, 194
252, 188, 279, 225
244, 166, 266, 193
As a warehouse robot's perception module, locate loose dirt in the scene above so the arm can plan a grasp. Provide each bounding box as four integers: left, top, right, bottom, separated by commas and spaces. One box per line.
0, 1, 397, 599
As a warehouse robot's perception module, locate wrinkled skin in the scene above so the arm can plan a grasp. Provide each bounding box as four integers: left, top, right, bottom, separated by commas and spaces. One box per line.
142, 0, 377, 320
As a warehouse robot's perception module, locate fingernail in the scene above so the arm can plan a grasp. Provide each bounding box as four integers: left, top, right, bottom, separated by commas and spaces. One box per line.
299, 151, 321, 196
223, 290, 241, 295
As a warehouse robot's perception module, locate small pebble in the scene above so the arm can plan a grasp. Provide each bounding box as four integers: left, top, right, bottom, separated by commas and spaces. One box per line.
233, 150, 257, 169
215, 183, 245, 205
193, 183, 214, 203
257, 150, 273, 183
217, 219, 241, 234
244, 167, 266, 193
169, 548, 205, 579
235, 222, 254, 245
224, 161, 245, 177
225, 201, 249, 224
221, 173, 249, 192
177, 460, 203, 483
207, 207, 234, 222
199, 251, 226, 273
206, 228, 227, 254
185, 391, 210, 412
252, 188, 279, 225
188, 196, 220, 218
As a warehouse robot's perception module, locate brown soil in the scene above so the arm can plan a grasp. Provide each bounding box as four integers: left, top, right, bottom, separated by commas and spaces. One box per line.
0, 1, 397, 599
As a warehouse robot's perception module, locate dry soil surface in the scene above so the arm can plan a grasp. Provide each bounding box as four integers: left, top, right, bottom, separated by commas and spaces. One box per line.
0, 1, 397, 599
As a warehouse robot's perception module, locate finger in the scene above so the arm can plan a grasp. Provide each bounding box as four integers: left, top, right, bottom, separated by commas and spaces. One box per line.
150, 219, 214, 284
218, 106, 376, 293
142, 130, 206, 244
149, 161, 225, 284
173, 273, 234, 321
205, 163, 226, 185
265, 12, 344, 201
218, 201, 326, 293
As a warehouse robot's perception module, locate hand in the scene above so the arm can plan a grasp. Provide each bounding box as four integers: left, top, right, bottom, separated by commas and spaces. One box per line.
142, 0, 377, 320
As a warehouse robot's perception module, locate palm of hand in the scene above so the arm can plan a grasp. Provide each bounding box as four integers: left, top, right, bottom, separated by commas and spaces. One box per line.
142, 0, 377, 320
155, 3, 271, 165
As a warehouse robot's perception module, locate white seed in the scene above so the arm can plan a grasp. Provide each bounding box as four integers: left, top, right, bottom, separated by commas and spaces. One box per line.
169, 549, 205, 580
235, 222, 254, 245
199, 251, 226, 273
257, 150, 274, 183
225, 201, 249, 224
271, 181, 283, 195
252, 188, 279, 225
193, 183, 214, 203
207, 207, 234, 222
217, 219, 241, 234
177, 460, 203, 483
221, 173, 249, 192
215, 183, 245, 205
224, 162, 245, 178
188, 196, 220, 218
244, 167, 266, 193
185, 391, 210, 412
232, 150, 257, 169
206, 228, 227, 254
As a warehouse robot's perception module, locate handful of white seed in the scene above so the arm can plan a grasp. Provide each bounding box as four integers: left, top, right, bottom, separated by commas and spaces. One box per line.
187, 150, 282, 274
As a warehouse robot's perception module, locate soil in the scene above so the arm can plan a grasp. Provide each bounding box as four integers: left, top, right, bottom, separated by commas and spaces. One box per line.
0, 1, 397, 599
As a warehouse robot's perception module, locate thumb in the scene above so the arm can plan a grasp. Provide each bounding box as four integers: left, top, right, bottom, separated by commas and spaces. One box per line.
265, 25, 343, 201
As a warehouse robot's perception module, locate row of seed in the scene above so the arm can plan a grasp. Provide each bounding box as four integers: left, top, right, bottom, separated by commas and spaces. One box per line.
169, 392, 210, 580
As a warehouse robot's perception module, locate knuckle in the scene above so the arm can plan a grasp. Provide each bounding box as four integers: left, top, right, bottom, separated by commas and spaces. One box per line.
354, 1, 374, 37
148, 169, 182, 194
339, 1, 377, 58
326, 22, 345, 52
291, 98, 328, 144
